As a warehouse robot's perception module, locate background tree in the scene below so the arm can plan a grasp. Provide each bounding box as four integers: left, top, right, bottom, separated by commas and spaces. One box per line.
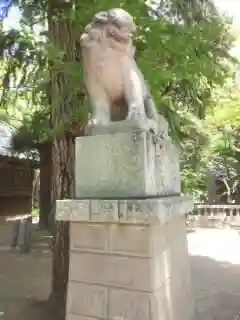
203, 84, 240, 203
48, 0, 79, 312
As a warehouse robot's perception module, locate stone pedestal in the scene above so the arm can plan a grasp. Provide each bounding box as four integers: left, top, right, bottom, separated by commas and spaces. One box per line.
75, 120, 180, 198
56, 119, 195, 320
56, 197, 195, 320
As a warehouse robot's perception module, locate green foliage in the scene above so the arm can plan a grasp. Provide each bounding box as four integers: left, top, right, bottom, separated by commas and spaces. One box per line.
0, 0, 239, 201
181, 167, 207, 201
183, 83, 240, 202
204, 86, 240, 192
0, 0, 236, 135
32, 207, 40, 217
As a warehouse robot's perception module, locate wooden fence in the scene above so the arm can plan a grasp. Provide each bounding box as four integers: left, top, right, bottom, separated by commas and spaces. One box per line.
186, 204, 240, 229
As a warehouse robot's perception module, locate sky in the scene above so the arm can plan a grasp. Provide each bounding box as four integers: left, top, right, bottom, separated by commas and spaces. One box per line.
2, 5, 20, 30
216, 0, 240, 23
2, 0, 240, 30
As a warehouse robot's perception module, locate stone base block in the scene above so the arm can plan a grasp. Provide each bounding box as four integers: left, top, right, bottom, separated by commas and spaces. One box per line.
56, 196, 195, 320
75, 120, 180, 198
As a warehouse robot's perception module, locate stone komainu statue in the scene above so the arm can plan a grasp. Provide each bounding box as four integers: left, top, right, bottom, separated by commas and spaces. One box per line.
80, 8, 159, 127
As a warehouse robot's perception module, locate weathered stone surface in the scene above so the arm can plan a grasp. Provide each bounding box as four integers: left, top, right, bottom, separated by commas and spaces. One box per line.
65, 213, 194, 320
70, 223, 108, 252
64, 204, 195, 320
90, 199, 119, 221
75, 122, 180, 198
67, 282, 107, 317
75, 130, 151, 197
70, 223, 167, 258
56, 196, 193, 224
69, 251, 154, 291
155, 140, 180, 196
56, 199, 90, 221
108, 288, 150, 320
108, 224, 152, 257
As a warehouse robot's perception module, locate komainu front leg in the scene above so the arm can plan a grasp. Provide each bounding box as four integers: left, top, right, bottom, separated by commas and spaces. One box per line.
124, 67, 147, 122
89, 92, 111, 125
84, 90, 111, 135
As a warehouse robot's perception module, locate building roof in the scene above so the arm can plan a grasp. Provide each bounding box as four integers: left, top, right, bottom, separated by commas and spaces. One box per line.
0, 122, 15, 155
0, 122, 39, 162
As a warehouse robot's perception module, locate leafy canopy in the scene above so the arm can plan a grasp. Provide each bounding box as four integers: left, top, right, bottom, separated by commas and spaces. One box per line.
0, 0, 239, 201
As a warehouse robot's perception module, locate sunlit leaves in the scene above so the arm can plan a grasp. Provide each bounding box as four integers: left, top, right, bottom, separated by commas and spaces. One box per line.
0, 0, 238, 201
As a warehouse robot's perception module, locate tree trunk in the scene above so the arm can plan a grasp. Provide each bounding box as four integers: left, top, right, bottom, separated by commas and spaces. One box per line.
50, 136, 75, 317
39, 143, 53, 229
48, 0, 76, 317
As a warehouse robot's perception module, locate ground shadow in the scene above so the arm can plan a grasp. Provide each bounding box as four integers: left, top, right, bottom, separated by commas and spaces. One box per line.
0, 225, 52, 320
190, 253, 240, 319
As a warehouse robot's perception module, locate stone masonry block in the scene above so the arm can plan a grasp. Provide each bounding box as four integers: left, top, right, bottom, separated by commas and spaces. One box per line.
108, 224, 167, 258
75, 130, 149, 198
56, 196, 193, 225
108, 224, 152, 257
63, 196, 194, 320
69, 252, 154, 291
67, 281, 107, 318
69, 247, 172, 291
71, 222, 168, 259
119, 199, 161, 224
70, 223, 108, 252
108, 288, 151, 320
75, 122, 180, 198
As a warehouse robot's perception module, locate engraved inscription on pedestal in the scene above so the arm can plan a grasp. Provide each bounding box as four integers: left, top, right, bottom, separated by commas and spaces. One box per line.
56, 199, 90, 221
91, 200, 119, 221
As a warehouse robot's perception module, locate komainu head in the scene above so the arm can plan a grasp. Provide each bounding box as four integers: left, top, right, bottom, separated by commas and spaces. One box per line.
80, 8, 136, 55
